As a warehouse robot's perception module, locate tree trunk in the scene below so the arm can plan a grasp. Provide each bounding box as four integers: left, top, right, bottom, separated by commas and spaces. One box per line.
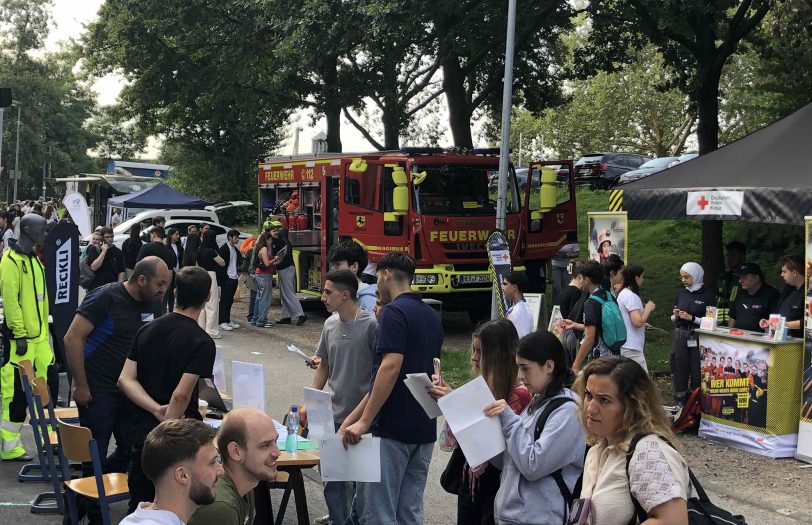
441, 55, 474, 148
382, 108, 400, 150
322, 57, 343, 153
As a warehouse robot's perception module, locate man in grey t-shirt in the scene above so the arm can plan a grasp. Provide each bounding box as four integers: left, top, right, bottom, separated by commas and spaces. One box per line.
309, 269, 376, 525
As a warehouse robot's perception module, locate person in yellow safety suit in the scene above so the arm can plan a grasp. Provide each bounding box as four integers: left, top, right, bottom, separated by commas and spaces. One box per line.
0, 213, 52, 461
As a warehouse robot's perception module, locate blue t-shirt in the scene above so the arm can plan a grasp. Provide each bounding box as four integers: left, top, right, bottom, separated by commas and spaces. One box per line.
369, 292, 444, 444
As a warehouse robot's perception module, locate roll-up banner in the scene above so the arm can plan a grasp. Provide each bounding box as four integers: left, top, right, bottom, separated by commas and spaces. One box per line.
796, 216, 812, 462
44, 221, 80, 367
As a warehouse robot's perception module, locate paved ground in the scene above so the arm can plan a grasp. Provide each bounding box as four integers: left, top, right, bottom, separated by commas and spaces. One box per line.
0, 294, 810, 524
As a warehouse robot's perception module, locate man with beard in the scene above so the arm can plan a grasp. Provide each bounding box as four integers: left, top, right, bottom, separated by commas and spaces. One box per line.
121, 419, 223, 525
188, 408, 280, 525
64, 257, 170, 523
118, 266, 217, 513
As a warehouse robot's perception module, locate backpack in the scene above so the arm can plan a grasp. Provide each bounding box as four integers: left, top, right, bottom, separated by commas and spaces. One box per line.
626, 434, 746, 525
533, 397, 586, 512
672, 387, 702, 433
79, 248, 96, 289
588, 291, 627, 353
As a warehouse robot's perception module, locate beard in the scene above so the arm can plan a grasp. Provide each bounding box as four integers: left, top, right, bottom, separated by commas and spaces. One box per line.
189, 476, 217, 506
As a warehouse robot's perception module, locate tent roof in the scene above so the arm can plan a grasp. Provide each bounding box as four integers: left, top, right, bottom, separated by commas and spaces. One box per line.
614, 102, 812, 224
107, 183, 211, 209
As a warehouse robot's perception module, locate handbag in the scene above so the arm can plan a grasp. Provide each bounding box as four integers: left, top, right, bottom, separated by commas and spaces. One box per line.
439, 446, 466, 494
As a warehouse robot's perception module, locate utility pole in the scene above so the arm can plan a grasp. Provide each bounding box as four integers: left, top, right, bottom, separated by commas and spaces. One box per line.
42, 145, 51, 201
12, 101, 21, 202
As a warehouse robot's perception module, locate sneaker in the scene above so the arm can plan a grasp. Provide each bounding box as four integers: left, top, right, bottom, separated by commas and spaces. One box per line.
219, 323, 234, 331
297, 315, 308, 326
313, 516, 331, 525
209, 333, 222, 339
276, 318, 292, 325
228, 322, 240, 329
263, 322, 275, 328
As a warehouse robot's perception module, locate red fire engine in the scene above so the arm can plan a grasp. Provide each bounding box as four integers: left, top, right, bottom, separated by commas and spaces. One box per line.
257, 147, 576, 315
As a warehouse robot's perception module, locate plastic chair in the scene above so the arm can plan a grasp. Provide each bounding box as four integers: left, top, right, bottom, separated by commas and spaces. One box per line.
56, 417, 129, 525
27, 376, 66, 513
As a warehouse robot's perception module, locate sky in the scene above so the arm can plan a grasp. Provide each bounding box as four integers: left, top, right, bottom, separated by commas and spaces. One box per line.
44, 0, 422, 156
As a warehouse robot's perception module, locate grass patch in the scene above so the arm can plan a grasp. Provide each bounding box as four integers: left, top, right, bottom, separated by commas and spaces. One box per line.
441, 348, 472, 388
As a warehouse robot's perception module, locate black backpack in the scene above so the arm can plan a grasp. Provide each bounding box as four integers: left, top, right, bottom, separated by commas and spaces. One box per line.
625, 434, 746, 525
533, 397, 587, 513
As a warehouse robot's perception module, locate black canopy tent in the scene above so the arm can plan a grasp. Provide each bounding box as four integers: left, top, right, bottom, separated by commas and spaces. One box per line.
611, 102, 812, 225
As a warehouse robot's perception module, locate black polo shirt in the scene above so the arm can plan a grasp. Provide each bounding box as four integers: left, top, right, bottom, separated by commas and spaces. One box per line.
730, 283, 780, 332
777, 284, 804, 338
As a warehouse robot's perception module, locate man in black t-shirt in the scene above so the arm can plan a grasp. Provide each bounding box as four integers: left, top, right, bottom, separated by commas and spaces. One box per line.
118, 266, 216, 513
64, 256, 170, 523
728, 263, 780, 332
136, 227, 174, 271
563, 260, 609, 374
86, 226, 126, 290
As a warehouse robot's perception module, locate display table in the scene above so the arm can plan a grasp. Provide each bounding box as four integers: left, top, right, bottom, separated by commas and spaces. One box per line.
696, 327, 803, 458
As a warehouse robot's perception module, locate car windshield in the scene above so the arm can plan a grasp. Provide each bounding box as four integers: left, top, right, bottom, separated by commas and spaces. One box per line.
639, 157, 678, 169
575, 155, 603, 166
413, 164, 508, 215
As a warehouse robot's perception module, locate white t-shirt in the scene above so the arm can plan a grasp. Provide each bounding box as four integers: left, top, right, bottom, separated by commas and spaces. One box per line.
120, 502, 185, 525
227, 243, 238, 279
617, 288, 645, 351
506, 299, 534, 337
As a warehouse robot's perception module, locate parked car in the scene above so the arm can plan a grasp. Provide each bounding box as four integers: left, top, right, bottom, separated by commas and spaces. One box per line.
617, 156, 680, 184
678, 152, 699, 163
487, 168, 537, 191
573, 152, 650, 189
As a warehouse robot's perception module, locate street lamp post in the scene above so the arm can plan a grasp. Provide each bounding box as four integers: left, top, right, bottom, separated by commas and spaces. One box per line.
12, 101, 21, 202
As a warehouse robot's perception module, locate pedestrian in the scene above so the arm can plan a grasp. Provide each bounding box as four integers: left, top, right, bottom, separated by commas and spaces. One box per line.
573, 356, 690, 525
483, 330, 585, 525
502, 271, 534, 337
217, 229, 242, 331
117, 266, 217, 513
762, 255, 805, 338
0, 211, 15, 249
188, 408, 281, 525
182, 224, 199, 249
110, 207, 122, 228
196, 230, 225, 338
616, 264, 655, 373
340, 253, 443, 525
715, 241, 746, 325
122, 223, 143, 277
671, 262, 713, 406
64, 257, 170, 523
601, 253, 624, 297
305, 270, 377, 525
182, 233, 201, 268
152, 215, 166, 231
164, 228, 184, 313
727, 262, 779, 332
550, 242, 580, 305
121, 419, 223, 525
272, 227, 306, 325
327, 240, 378, 312
251, 232, 275, 328
86, 226, 126, 290
429, 319, 531, 525
563, 260, 611, 373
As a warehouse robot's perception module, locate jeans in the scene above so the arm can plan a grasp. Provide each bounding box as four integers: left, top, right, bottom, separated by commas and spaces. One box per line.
351, 438, 433, 525
253, 273, 274, 325
551, 265, 570, 306
219, 277, 238, 324
247, 288, 257, 322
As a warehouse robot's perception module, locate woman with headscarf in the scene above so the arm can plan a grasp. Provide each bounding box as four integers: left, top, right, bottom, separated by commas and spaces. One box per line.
670, 262, 714, 406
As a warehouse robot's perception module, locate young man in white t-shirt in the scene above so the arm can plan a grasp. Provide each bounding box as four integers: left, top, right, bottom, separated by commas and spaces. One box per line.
616, 264, 655, 372
502, 271, 534, 337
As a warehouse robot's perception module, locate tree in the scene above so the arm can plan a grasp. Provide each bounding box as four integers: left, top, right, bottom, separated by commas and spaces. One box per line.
85, 105, 149, 161
576, 0, 771, 283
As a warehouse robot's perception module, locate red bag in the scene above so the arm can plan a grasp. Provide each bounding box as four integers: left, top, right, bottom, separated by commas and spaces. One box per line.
672, 387, 702, 432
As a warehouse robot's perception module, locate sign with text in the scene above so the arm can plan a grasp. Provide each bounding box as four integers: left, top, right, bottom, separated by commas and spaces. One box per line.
44, 221, 79, 364
686, 191, 744, 216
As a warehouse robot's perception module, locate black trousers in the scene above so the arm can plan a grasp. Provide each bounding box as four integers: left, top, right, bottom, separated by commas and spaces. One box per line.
671, 327, 700, 402
219, 277, 238, 324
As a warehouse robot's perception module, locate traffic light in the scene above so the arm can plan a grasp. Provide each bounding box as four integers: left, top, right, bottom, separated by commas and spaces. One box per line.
0, 88, 11, 108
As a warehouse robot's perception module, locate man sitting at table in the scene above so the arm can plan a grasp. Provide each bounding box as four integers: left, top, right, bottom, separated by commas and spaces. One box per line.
118, 266, 217, 514
727, 263, 779, 332
188, 408, 280, 525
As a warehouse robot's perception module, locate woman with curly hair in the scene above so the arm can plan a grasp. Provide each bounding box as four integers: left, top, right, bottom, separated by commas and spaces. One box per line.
573, 356, 689, 525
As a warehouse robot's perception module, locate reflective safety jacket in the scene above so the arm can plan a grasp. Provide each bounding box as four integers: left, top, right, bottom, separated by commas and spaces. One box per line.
0, 242, 49, 341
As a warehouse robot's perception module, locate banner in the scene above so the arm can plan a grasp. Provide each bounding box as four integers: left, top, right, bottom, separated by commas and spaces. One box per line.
587, 211, 627, 264
62, 191, 91, 237
486, 230, 512, 318
698, 331, 802, 458
796, 216, 812, 462
44, 221, 80, 367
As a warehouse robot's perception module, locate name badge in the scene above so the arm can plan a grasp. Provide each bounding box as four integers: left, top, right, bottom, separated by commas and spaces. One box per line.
687, 338, 698, 348
141, 313, 155, 322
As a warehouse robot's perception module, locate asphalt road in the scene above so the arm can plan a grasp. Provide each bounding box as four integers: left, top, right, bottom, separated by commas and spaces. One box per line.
0, 296, 808, 524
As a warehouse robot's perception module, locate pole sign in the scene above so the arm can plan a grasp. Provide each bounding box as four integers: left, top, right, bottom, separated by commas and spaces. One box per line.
487, 230, 512, 318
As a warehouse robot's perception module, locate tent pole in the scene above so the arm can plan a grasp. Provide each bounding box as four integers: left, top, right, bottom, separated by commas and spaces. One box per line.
702, 220, 724, 287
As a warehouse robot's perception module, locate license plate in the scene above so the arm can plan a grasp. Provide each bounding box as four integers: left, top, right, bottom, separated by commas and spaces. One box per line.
459, 274, 490, 284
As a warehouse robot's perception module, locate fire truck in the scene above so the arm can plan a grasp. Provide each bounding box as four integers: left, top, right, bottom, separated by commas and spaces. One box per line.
257, 147, 577, 316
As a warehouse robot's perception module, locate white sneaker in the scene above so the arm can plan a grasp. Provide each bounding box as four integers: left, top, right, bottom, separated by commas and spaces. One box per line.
219, 323, 234, 331
209, 332, 222, 339
228, 322, 240, 329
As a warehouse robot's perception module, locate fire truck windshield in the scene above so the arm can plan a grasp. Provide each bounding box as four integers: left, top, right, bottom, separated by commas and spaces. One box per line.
412, 164, 515, 215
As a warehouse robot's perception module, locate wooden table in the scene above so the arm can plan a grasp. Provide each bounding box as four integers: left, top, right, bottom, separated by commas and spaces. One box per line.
254, 450, 320, 525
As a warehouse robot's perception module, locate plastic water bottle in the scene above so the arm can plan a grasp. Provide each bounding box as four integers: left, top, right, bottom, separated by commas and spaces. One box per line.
285, 405, 299, 453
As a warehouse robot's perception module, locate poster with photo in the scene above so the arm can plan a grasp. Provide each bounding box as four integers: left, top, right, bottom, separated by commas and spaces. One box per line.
548, 305, 564, 340
796, 217, 812, 461
587, 212, 628, 264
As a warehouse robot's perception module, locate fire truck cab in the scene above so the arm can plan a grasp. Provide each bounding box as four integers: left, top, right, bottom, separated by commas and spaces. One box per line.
257, 148, 576, 313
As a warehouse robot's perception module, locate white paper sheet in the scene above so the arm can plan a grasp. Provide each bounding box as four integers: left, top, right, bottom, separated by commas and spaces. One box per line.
319, 435, 381, 482
404, 373, 442, 419
232, 361, 266, 412
287, 344, 314, 364
213, 345, 226, 392
303, 387, 335, 439
437, 376, 505, 466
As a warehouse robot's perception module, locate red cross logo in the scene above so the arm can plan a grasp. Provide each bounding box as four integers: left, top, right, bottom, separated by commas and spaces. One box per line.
501, 253, 509, 261
697, 196, 709, 210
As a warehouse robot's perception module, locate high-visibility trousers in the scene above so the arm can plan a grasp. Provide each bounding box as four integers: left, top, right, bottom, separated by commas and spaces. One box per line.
0, 337, 53, 460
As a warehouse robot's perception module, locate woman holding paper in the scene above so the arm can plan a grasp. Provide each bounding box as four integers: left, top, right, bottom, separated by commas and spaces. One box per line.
482, 330, 585, 525
429, 319, 530, 525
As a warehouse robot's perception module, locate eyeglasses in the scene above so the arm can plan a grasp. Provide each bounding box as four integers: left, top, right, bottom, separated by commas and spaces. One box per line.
103, 235, 114, 239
